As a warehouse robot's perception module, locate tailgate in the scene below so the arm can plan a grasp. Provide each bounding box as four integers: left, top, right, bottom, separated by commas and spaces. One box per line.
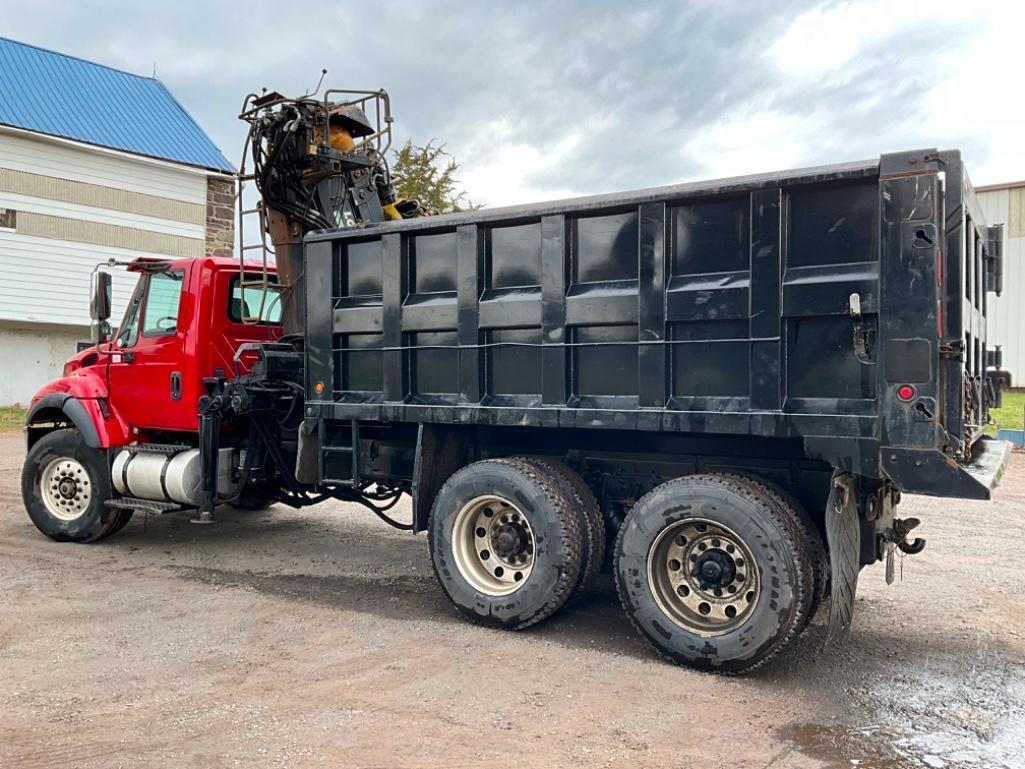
877, 150, 1010, 499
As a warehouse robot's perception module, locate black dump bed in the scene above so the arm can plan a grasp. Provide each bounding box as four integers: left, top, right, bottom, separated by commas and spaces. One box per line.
303, 149, 1009, 499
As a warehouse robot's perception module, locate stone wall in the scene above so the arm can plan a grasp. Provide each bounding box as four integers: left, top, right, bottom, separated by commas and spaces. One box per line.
204, 176, 235, 258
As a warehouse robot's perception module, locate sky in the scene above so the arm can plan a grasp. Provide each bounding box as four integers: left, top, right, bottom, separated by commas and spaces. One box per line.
1, 0, 1023, 207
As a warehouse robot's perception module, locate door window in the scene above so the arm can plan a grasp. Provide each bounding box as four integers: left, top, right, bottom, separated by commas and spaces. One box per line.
116, 275, 146, 348
142, 270, 184, 337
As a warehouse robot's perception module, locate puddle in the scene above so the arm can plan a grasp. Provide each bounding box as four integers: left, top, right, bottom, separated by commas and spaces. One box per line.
780, 658, 1025, 769
780, 722, 916, 768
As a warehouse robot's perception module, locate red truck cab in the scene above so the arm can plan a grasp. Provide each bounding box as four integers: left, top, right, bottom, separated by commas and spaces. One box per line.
27, 257, 280, 448
21, 258, 280, 542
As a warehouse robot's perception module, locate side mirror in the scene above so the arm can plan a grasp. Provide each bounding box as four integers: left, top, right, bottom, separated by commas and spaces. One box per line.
90, 270, 112, 321
90, 319, 112, 344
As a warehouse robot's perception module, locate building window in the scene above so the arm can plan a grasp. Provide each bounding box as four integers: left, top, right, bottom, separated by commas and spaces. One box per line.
0, 208, 16, 230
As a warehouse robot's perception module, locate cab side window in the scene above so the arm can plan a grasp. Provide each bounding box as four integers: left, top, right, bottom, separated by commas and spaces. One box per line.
142, 271, 184, 337
228, 277, 283, 324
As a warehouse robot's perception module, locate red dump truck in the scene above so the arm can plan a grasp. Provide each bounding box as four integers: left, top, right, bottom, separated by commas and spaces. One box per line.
21, 89, 1010, 673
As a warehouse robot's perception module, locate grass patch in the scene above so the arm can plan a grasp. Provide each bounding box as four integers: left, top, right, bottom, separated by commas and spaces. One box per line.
0, 406, 26, 433
988, 390, 1025, 433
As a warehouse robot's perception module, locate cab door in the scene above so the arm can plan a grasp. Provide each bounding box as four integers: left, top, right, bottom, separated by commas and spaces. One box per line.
106, 268, 195, 432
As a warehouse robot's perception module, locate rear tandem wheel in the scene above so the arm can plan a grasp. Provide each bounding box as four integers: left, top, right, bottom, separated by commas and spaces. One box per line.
427, 457, 585, 630
614, 473, 814, 674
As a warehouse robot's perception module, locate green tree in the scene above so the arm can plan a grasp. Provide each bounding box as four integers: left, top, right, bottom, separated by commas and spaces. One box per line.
391, 140, 477, 213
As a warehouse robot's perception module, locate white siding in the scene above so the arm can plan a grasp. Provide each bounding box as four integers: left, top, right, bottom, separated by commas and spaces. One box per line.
0, 232, 151, 326
0, 321, 88, 406
0, 130, 209, 328
0, 130, 208, 203
978, 186, 1025, 386
0, 190, 205, 239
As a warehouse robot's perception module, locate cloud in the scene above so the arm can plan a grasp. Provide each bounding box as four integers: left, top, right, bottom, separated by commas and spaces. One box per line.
769, 0, 974, 78
1, 0, 1023, 208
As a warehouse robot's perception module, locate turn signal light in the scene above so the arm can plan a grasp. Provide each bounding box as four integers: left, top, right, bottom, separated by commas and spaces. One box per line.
314, 381, 325, 394
896, 384, 916, 402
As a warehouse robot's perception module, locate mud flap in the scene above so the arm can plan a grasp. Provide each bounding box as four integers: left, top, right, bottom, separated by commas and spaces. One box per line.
825, 471, 860, 645
295, 419, 320, 485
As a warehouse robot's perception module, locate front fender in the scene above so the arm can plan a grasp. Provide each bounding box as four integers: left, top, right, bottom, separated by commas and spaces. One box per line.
26, 373, 130, 449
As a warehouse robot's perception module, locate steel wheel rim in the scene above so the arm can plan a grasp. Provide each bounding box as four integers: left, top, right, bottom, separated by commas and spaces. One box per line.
647, 517, 759, 636
452, 495, 535, 596
40, 456, 92, 522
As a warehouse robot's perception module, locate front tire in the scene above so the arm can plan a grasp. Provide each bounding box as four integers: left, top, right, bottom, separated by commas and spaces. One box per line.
22, 429, 129, 542
428, 457, 584, 630
614, 474, 812, 674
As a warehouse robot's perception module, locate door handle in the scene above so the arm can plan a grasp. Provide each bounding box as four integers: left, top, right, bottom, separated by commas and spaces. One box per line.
170, 371, 182, 401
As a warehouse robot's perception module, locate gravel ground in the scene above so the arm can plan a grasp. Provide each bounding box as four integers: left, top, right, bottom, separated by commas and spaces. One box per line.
1, 432, 1023, 769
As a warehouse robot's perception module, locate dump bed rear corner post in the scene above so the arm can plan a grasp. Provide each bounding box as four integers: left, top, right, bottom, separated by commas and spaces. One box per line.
876, 151, 946, 467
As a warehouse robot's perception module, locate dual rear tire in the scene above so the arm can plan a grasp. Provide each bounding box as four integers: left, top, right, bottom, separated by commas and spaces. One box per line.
429, 460, 822, 674
428, 457, 598, 630
614, 474, 818, 673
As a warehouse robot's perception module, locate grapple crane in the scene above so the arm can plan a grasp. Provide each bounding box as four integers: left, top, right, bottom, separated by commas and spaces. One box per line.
236, 88, 426, 334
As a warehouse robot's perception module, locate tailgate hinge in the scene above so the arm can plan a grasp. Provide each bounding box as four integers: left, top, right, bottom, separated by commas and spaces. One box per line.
939, 339, 964, 360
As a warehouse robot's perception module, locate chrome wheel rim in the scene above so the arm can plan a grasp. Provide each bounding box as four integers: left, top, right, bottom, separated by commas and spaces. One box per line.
647, 518, 759, 636
40, 456, 92, 522
452, 495, 535, 596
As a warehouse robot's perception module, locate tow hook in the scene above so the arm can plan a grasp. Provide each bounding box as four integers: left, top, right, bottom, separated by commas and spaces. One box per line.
882, 517, 926, 585
891, 517, 926, 555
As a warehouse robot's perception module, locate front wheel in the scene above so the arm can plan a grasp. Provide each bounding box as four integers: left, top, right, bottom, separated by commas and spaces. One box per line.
22, 429, 130, 542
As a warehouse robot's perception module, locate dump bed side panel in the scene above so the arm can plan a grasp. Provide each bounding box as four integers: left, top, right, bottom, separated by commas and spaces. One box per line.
303, 152, 1015, 494
304, 160, 889, 471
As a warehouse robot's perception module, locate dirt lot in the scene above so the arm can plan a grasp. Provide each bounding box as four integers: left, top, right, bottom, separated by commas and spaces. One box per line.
1, 432, 1023, 769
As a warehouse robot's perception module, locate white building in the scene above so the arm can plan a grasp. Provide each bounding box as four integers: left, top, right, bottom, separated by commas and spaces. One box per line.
977, 180, 1025, 386
0, 36, 234, 405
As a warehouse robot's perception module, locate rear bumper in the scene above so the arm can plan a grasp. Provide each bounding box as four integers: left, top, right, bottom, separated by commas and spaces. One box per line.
963, 437, 1013, 498
880, 437, 1013, 500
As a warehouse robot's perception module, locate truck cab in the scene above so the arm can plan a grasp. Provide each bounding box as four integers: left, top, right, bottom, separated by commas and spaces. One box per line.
22, 258, 281, 539
29, 258, 280, 443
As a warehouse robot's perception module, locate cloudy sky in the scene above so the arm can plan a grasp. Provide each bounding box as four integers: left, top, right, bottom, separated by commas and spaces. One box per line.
2, 0, 1022, 206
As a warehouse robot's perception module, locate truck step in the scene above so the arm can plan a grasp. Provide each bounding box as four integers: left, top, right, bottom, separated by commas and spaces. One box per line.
119, 443, 192, 456
105, 497, 183, 515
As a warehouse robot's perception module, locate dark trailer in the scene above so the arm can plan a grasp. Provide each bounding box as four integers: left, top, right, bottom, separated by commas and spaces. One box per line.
298, 148, 1008, 669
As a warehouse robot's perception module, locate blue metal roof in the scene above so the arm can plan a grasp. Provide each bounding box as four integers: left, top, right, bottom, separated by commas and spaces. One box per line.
0, 37, 234, 173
